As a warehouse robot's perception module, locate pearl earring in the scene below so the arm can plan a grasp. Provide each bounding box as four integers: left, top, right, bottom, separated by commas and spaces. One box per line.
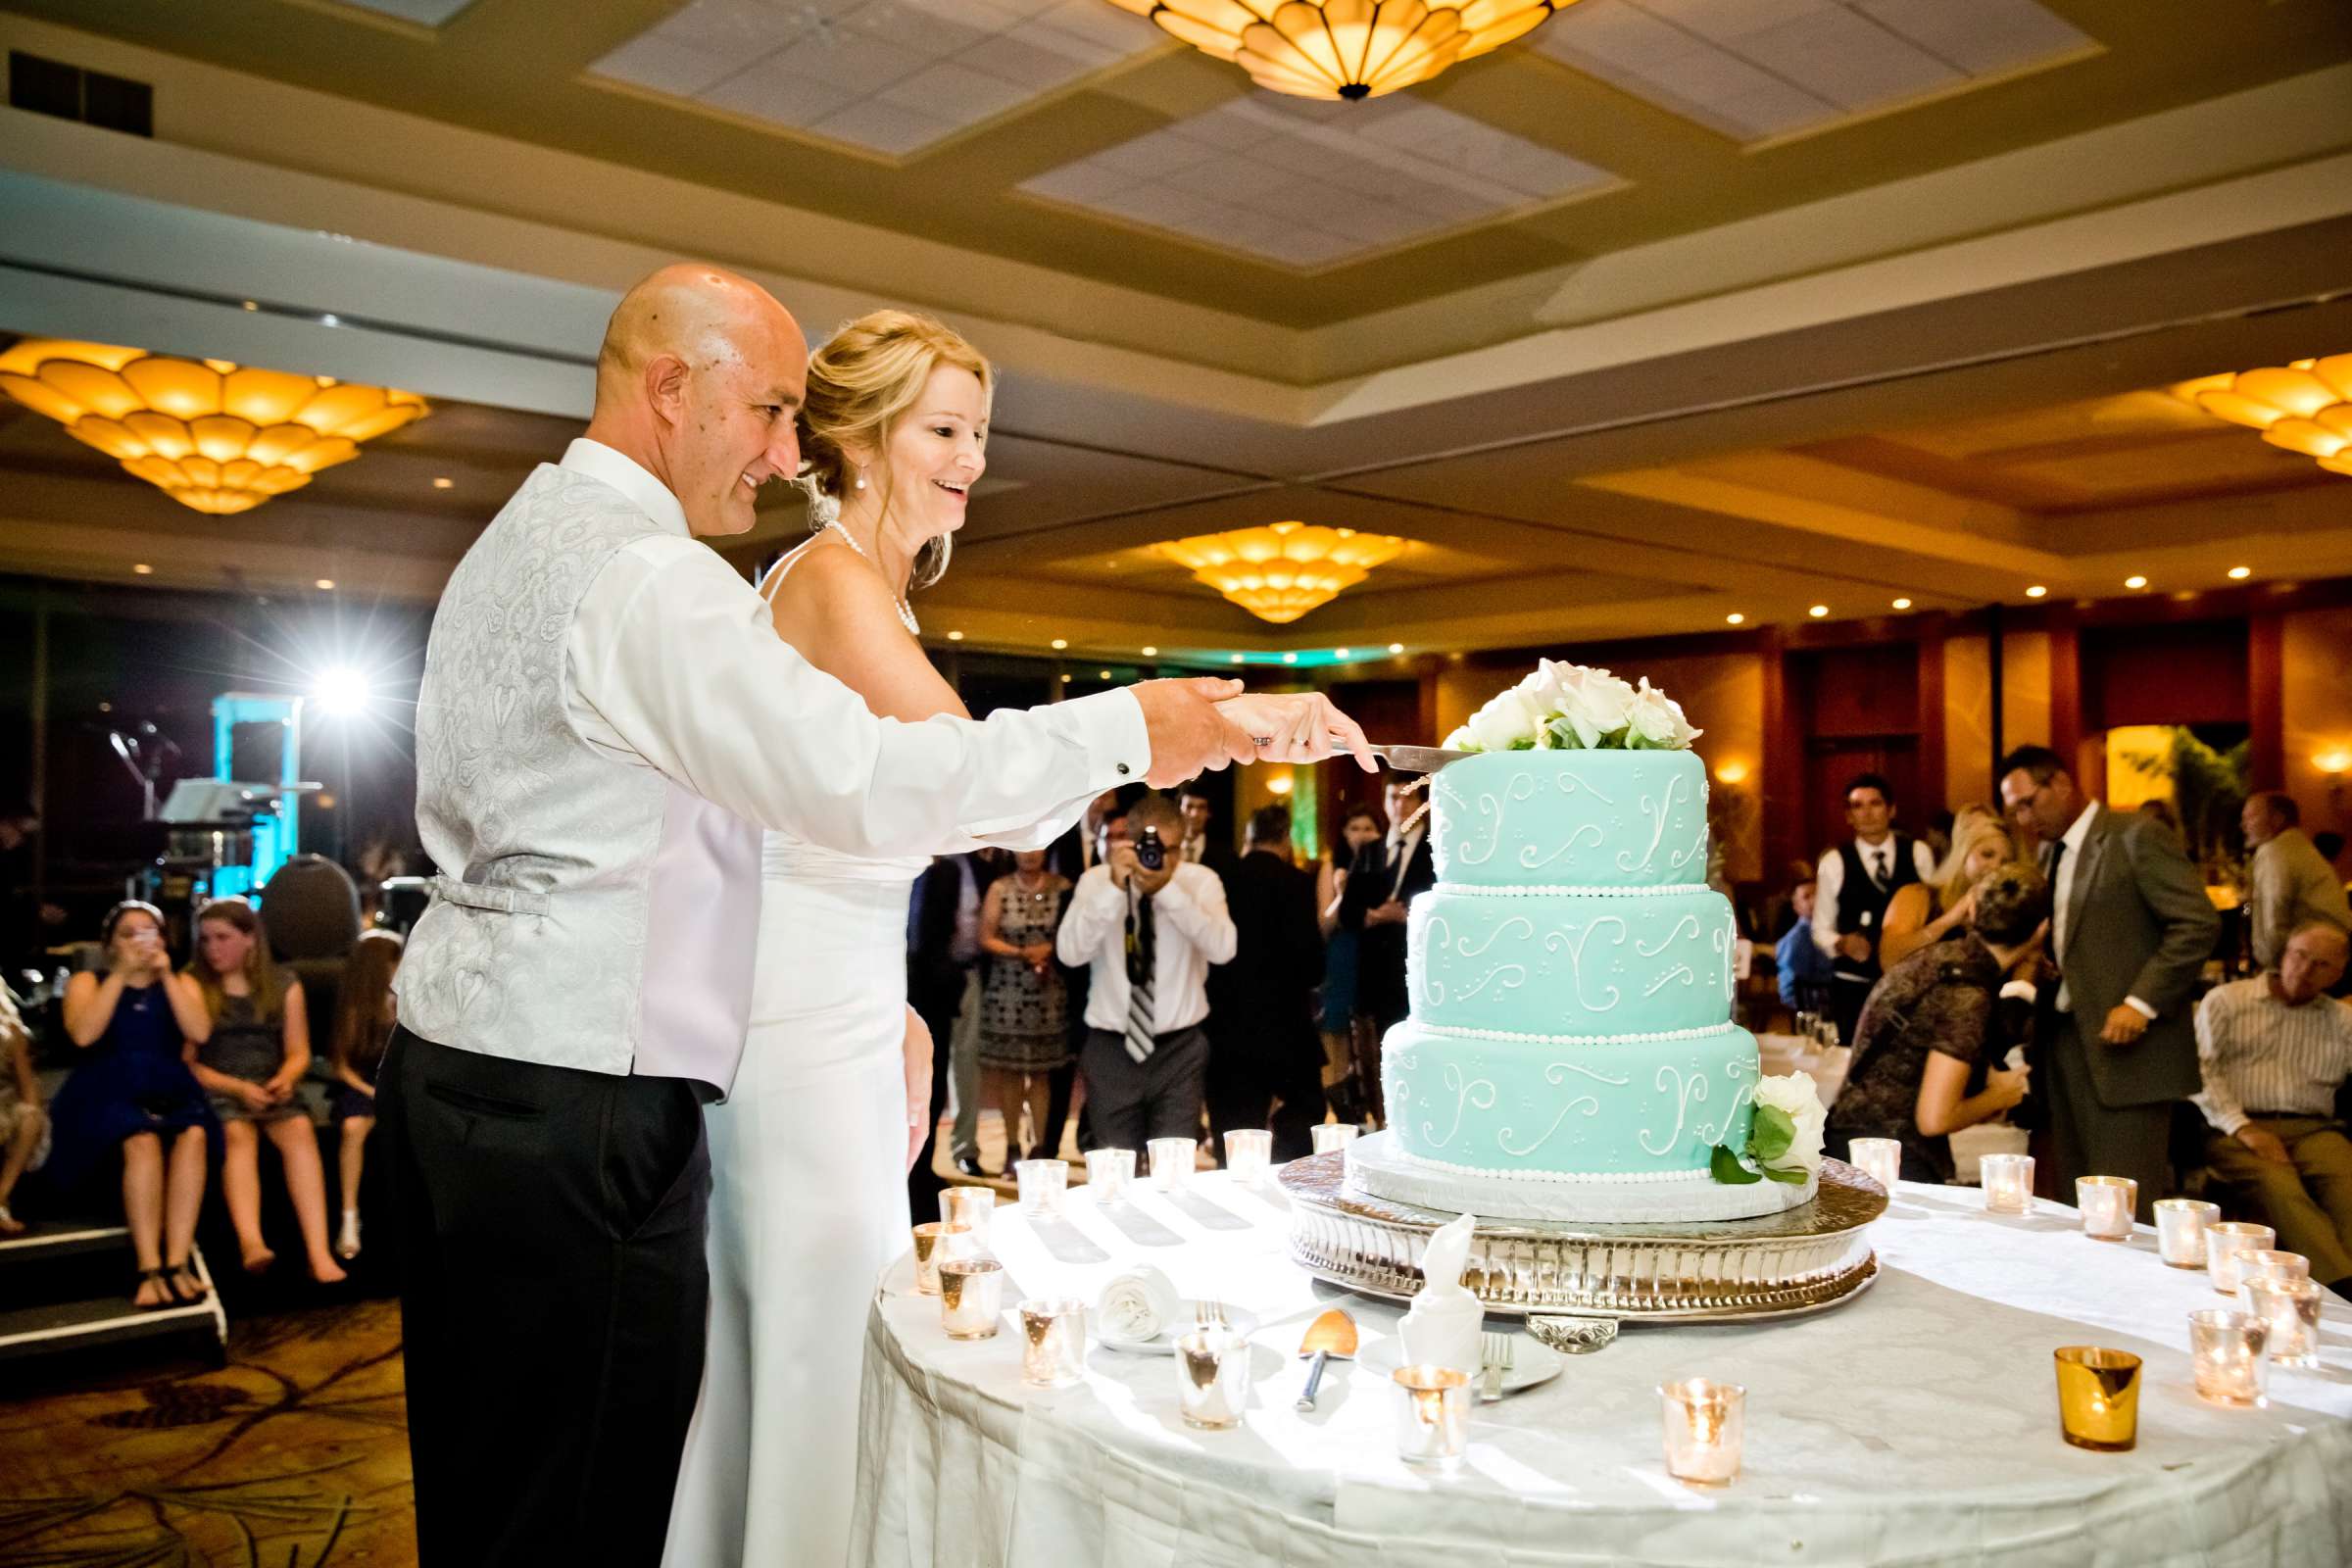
854, 471, 866, 490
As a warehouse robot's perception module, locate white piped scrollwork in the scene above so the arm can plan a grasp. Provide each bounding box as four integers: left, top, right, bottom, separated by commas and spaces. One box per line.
1616, 773, 1691, 875
1494, 1061, 1633, 1156
1639, 1062, 1710, 1155
1635, 914, 1700, 957
1520, 822, 1603, 870
1422, 1063, 1496, 1151
1453, 774, 1537, 866
1542, 917, 1626, 1011
1642, 963, 1696, 998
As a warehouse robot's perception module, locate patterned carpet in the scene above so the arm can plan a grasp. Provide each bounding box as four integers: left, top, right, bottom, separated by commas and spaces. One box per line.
0, 1298, 415, 1566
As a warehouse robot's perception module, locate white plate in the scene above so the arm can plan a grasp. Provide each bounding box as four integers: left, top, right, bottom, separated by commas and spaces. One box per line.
1095, 1300, 1260, 1355
1359, 1334, 1564, 1396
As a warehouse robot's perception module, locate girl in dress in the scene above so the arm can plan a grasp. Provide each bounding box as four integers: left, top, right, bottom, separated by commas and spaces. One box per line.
328, 928, 401, 1260
0, 983, 48, 1234
1316, 805, 1384, 1123
975, 847, 1070, 1165
182, 897, 345, 1283
48, 902, 215, 1306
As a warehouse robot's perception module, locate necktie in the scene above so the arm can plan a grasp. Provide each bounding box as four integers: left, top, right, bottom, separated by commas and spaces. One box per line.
1124, 891, 1157, 1063
1871, 847, 1889, 890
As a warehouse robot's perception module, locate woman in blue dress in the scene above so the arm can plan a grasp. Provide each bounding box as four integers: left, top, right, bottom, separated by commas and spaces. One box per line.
49, 901, 216, 1307
1316, 805, 1385, 1124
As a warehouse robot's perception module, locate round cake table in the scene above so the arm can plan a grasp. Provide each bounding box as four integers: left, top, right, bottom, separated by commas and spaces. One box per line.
853, 1171, 2352, 1568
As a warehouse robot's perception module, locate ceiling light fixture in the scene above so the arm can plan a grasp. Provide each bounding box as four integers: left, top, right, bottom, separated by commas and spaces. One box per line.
0, 339, 427, 514
2175, 355, 2352, 478
1051, 638, 1069, 650
1725, 612, 1743, 625
2125, 575, 2148, 590
1106, 0, 1572, 102
1231, 653, 1247, 663
315, 578, 335, 590
432, 476, 454, 490
1155, 520, 1406, 623
1387, 642, 1404, 654
947, 630, 964, 641
1141, 645, 1158, 657
1282, 652, 1298, 663
2228, 565, 2251, 580
1808, 605, 1829, 618
2026, 585, 2047, 599
1333, 647, 1350, 658
133, 563, 153, 575
1891, 598, 1912, 611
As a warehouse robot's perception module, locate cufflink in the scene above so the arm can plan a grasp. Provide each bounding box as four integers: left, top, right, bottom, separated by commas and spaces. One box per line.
1116, 762, 1131, 776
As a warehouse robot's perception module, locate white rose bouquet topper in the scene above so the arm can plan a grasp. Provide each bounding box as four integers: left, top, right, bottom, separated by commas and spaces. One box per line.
1445, 660, 1701, 754
1711, 1072, 1827, 1186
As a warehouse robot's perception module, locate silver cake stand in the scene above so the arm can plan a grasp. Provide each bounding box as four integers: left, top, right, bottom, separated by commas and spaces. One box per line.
1279, 1151, 1884, 1334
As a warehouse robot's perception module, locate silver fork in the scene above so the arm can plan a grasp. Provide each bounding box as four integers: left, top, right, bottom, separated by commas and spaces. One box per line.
1196, 1298, 1229, 1333
1479, 1330, 1513, 1401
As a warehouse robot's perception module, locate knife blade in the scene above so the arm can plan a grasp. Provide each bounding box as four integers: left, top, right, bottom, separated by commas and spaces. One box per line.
1371, 744, 1472, 774
1295, 1307, 1358, 1412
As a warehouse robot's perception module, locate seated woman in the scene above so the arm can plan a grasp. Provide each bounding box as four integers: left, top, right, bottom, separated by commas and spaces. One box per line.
183, 897, 345, 1284
0, 984, 48, 1234
1826, 863, 2048, 1186
1878, 810, 2014, 970
329, 928, 401, 1260
46, 902, 215, 1307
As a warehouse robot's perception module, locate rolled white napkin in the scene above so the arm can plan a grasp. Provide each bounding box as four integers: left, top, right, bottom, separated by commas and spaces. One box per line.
1399, 1211, 1483, 1376
1096, 1265, 1180, 1344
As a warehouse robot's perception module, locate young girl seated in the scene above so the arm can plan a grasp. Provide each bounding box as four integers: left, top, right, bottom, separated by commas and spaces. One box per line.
0, 985, 49, 1235
329, 929, 401, 1260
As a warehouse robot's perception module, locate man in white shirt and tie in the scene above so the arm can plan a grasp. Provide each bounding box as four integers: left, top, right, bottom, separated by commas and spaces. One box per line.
1810, 771, 1936, 1044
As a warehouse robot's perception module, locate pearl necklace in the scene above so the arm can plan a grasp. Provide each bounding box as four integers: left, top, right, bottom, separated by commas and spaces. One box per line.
824, 520, 920, 637
1014, 869, 1051, 903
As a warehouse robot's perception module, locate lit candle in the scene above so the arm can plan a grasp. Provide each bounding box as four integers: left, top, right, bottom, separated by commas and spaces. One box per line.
1311, 1122, 1360, 1156
1223, 1128, 1273, 1186
1149, 1137, 1197, 1193
2244, 1277, 2323, 1369
2187, 1309, 2269, 1406
1848, 1137, 1903, 1194
939, 1256, 1004, 1340
1086, 1146, 1136, 1203
2153, 1199, 2219, 1268
2232, 1250, 2309, 1303
2205, 1222, 2276, 1296
1395, 1365, 1471, 1466
1981, 1152, 2034, 1214
940, 1186, 993, 1249
1017, 1297, 1088, 1389
1173, 1329, 1250, 1429
2074, 1176, 2136, 1241
2053, 1347, 2141, 1451
1659, 1378, 1745, 1485
909, 1221, 972, 1296
1014, 1158, 1068, 1218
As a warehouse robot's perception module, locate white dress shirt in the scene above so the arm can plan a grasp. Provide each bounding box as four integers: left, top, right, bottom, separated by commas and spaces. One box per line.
2192, 976, 2352, 1135
1811, 835, 1939, 956
1056, 861, 1236, 1036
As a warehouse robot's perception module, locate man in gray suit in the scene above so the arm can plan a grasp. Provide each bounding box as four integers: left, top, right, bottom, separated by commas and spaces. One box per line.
2000, 745, 2220, 1217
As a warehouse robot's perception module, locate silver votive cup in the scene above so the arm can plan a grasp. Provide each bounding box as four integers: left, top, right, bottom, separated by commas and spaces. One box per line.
1311, 1122, 1359, 1155
1223, 1128, 1272, 1186
2233, 1250, 2310, 1303
939, 1256, 1004, 1340
1394, 1365, 1471, 1466
1849, 1137, 1902, 1194
910, 1221, 973, 1296
2187, 1308, 2270, 1406
1149, 1137, 1197, 1193
2243, 1277, 2323, 1369
1085, 1147, 1136, 1202
1017, 1297, 1088, 1389
2075, 1176, 2136, 1241
1659, 1378, 1745, 1486
1173, 1329, 1250, 1429
1014, 1158, 1069, 1217
940, 1186, 993, 1249
1981, 1152, 2034, 1214
2205, 1222, 2277, 1296
2154, 1199, 2219, 1268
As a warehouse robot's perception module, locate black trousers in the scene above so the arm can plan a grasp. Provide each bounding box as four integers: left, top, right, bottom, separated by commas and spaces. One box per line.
380, 1028, 710, 1567
1079, 1025, 1209, 1154
906, 975, 964, 1216
1207, 1022, 1328, 1162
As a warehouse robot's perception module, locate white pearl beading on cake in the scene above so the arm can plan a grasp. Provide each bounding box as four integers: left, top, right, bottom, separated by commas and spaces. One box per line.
1431, 881, 1705, 898
1414, 1020, 1738, 1046
1395, 1148, 1714, 1184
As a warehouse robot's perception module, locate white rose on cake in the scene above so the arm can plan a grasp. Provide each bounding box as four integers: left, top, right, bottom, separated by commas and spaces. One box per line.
1544, 664, 1636, 749
1750, 1073, 1826, 1175
1455, 683, 1547, 752
1625, 677, 1702, 750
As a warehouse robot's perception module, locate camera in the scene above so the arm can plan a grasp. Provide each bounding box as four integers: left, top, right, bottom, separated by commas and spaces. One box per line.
1134, 825, 1165, 872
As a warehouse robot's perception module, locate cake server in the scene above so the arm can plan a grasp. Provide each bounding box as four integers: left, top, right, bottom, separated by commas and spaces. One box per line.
1368, 744, 1471, 773
1295, 1308, 1358, 1411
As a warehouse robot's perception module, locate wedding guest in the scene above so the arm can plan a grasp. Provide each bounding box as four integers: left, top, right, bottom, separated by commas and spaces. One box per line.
329, 928, 401, 1260
1775, 879, 1835, 1012
1178, 781, 1237, 882
1317, 804, 1383, 1122
925, 850, 997, 1179
0, 983, 45, 1234
183, 897, 344, 1284
1207, 805, 1326, 1158
1340, 773, 1435, 1124
2242, 792, 2352, 969
48, 902, 213, 1308
907, 851, 991, 1204
2001, 744, 2218, 1214
1812, 772, 1937, 1045
1035, 788, 1131, 1159
2191, 922, 2352, 1292
1825, 863, 2046, 1184
1057, 792, 1236, 1152
1878, 811, 2014, 970
974, 847, 1070, 1166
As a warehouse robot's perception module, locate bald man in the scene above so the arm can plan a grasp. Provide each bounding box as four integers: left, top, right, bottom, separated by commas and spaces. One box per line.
386, 264, 1365, 1566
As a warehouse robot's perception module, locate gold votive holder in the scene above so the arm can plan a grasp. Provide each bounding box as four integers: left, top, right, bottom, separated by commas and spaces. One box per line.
939, 1256, 1004, 1340
2232, 1250, 2310, 1303
1149, 1137, 1197, 1193
1014, 1158, 1069, 1217
940, 1186, 993, 1249
1310, 1121, 1359, 1155
1659, 1378, 1745, 1485
2187, 1308, 2269, 1406
1173, 1328, 1250, 1430
2053, 1347, 2141, 1451
1981, 1152, 2034, 1214
1394, 1365, 1471, 1466
1223, 1128, 1273, 1186
910, 1221, 972, 1296
1085, 1147, 1136, 1203
2075, 1176, 2137, 1241
2205, 1222, 2277, 1296
2154, 1199, 2219, 1268
2244, 1277, 2323, 1370
1849, 1137, 1903, 1194
1017, 1297, 1088, 1389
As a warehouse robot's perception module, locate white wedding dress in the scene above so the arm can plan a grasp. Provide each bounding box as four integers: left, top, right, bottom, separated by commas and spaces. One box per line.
664, 549, 927, 1568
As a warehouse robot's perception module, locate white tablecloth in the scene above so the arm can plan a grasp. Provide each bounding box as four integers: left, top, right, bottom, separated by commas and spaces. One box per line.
853, 1173, 2352, 1568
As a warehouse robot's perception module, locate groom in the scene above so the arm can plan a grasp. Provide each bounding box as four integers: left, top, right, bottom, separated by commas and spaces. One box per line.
384, 263, 1370, 1565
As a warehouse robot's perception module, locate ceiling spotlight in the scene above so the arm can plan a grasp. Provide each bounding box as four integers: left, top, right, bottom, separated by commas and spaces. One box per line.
2228, 565, 2251, 580
2026, 585, 2047, 599
1051, 638, 1068, 651
1060, 673, 1071, 683
1724, 612, 1744, 625
1230, 653, 1246, 663
133, 563, 153, 575
1891, 598, 1912, 611
1099, 668, 1112, 679
946, 630, 964, 642
1808, 605, 1829, 618
1333, 647, 1350, 659
240, 300, 259, 312
1281, 652, 1298, 663
1141, 645, 1158, 657
1387, 642, 1404, 654
432, 476, 454, 490
2125, 575, 2148, 590
315, 578, 336, 590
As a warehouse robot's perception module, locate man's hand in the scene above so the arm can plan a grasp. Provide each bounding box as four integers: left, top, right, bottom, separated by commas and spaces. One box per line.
1107, 841, 1140, 890
1132, 858, 1177, 898
2234, 1124, 2291, 1165
2098, 1004, 2150, 1046
1131, 678, 1256, 788
902, 1006, 934, 1173
1837, 933, 1871, 963
1212, 692, 1377, 772
1983, 1061, 2032, 1114
1366, 898, 1407, 928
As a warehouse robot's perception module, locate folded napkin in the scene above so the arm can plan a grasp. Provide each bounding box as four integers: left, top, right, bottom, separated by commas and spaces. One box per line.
1399, 1211, 1483, 1376
1097, 1265, 1180, 1344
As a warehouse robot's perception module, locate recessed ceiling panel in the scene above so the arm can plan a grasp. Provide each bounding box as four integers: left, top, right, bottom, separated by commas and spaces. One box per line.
327, 0, 475, 21
1019, 91, 1618, 270
589, 0, 1165, 157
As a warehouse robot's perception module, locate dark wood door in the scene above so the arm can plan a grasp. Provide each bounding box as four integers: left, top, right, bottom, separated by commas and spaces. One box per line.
1802, 737, 1921, 867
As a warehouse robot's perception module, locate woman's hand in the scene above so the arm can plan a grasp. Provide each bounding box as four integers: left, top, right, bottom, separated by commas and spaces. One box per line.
1983, 1061, 2031, 1114
902, 1007, 934, 1174
239, 1082, 279, 1115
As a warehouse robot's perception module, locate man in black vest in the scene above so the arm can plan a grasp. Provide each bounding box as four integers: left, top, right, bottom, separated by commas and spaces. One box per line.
1811, 772, 1936, 1044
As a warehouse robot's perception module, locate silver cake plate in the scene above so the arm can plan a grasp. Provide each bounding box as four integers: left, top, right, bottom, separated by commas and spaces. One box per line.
1279, 1151, 1884, 1325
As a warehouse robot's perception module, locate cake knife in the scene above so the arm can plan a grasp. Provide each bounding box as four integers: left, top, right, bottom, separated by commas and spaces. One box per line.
1295, 1308, 1358, 1411
1368, 744, 1471, 773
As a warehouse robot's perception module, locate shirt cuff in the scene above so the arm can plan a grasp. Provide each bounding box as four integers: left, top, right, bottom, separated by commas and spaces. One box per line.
2123, 995, 2158, 1021
2217, 1109, 2250, 1137
1998, 980, 2037, 1004
1088, 688, 1151, 787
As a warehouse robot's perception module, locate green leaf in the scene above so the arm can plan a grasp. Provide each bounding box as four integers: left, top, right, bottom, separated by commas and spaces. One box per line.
1761, 1162, 1809, 1184
1710, 1144, 1761, 1184
1748, 1104, 1794, 1163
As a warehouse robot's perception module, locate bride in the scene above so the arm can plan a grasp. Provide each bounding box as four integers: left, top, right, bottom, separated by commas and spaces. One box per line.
664, 310, 1365, 1566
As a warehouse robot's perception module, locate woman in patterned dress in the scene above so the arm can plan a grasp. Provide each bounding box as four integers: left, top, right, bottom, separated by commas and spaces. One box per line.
975, 847, 1071, 1166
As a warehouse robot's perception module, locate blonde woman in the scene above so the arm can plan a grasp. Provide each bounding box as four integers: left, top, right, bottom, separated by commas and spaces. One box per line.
1878, 811, 2014, 970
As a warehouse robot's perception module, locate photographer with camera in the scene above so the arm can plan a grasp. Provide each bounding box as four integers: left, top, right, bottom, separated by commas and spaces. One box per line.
1055, 793, 1236, 1155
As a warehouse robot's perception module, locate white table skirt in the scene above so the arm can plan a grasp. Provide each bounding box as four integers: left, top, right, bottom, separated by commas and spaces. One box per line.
853, 1172, 2352, 1568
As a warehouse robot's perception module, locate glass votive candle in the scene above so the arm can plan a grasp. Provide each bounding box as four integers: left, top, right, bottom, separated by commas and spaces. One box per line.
1394, 1365, 1471, 1466
1658, 1378, 1745, 1486
1981, 1152, 2034, 1214
940, 1186, 993, 1249
2233, 1250, 2310, 1303
1311, 1121, 1360, 1155
1017, 1297, 1088, 1389
1223, 1128, 1273, 1185
1086, 1147, 1136, 1202
2205, 1222, 2277, 1296
1014, 1158, 1069, 1217
1149, 1137, 1197, 1193
1173, 1329, 1250, 1429
1849, 1137, 1903, 1193
2154, 1199, 2220, 1268
938, 1256, 1004, 1340
910, 1221, 973, 1296
2244, 1277, 2323, 1370
2075, 1176, 2137, 1241
2053, 1347, 2141, 1451
2187, 1308, 2270, 1406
